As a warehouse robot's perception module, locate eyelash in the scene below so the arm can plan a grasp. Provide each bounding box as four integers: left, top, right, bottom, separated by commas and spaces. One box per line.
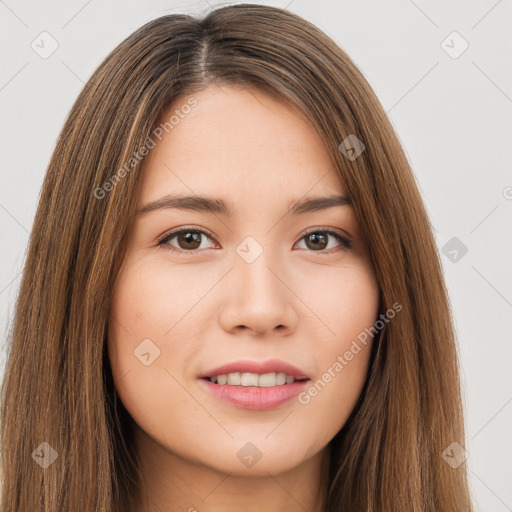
156, 225, 352, 256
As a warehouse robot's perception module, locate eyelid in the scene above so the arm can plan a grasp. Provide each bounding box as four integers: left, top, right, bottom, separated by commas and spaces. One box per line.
301, 225, 352, 243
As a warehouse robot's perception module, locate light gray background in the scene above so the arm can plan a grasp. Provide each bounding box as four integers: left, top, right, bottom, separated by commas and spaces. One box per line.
1, 0, 511, 510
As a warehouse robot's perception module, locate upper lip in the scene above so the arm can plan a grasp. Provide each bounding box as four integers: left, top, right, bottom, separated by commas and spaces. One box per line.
199, 359, 310, 380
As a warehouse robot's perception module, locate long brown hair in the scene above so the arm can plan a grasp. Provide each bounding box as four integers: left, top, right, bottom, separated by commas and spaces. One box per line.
1, 4, 474, 511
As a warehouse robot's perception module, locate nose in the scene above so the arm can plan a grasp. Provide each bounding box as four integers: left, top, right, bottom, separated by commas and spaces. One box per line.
218, 251, 299, 337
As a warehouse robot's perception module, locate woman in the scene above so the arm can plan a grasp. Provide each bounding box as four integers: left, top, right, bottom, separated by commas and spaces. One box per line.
0, 4, 474, 511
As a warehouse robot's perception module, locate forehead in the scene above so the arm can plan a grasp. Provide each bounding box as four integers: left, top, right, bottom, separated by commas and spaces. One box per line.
139, 84, 346, 205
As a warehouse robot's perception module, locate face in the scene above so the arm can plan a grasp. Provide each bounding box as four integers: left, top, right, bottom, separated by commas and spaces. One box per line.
108, 83, 380, 477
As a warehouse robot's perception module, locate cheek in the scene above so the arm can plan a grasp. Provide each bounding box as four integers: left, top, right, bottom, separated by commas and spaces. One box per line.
106, 256, 210, 418
305, 257, 380, 344
108, 255, 211, 346
107, 260, 169, 405
106, 265, 202, 445
295, 261, 379, 431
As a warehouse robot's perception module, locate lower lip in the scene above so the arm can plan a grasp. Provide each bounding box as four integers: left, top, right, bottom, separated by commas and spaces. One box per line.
198, 378, 310, 410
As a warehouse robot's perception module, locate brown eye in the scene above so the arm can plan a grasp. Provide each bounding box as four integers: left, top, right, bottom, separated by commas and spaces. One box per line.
176, 231, 202, 250
304, 232, 328, 250
296, 229, 351, 253
157, 228, 216, 254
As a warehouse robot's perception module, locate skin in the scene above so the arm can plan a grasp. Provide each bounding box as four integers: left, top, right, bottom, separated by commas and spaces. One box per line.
108, 83, 380, 512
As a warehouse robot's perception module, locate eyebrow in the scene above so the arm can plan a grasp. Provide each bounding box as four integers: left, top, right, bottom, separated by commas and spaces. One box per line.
139, 194, 351, 216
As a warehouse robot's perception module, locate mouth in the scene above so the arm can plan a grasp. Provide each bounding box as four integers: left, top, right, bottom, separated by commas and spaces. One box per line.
197, 360, 311, 410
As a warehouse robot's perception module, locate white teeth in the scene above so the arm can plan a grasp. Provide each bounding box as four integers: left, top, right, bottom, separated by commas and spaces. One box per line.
276, 372, 286, 385
208, 372, 301, 386
258, 372, 276, 387
241, 372, 259, 386
227, 372, 241, 385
